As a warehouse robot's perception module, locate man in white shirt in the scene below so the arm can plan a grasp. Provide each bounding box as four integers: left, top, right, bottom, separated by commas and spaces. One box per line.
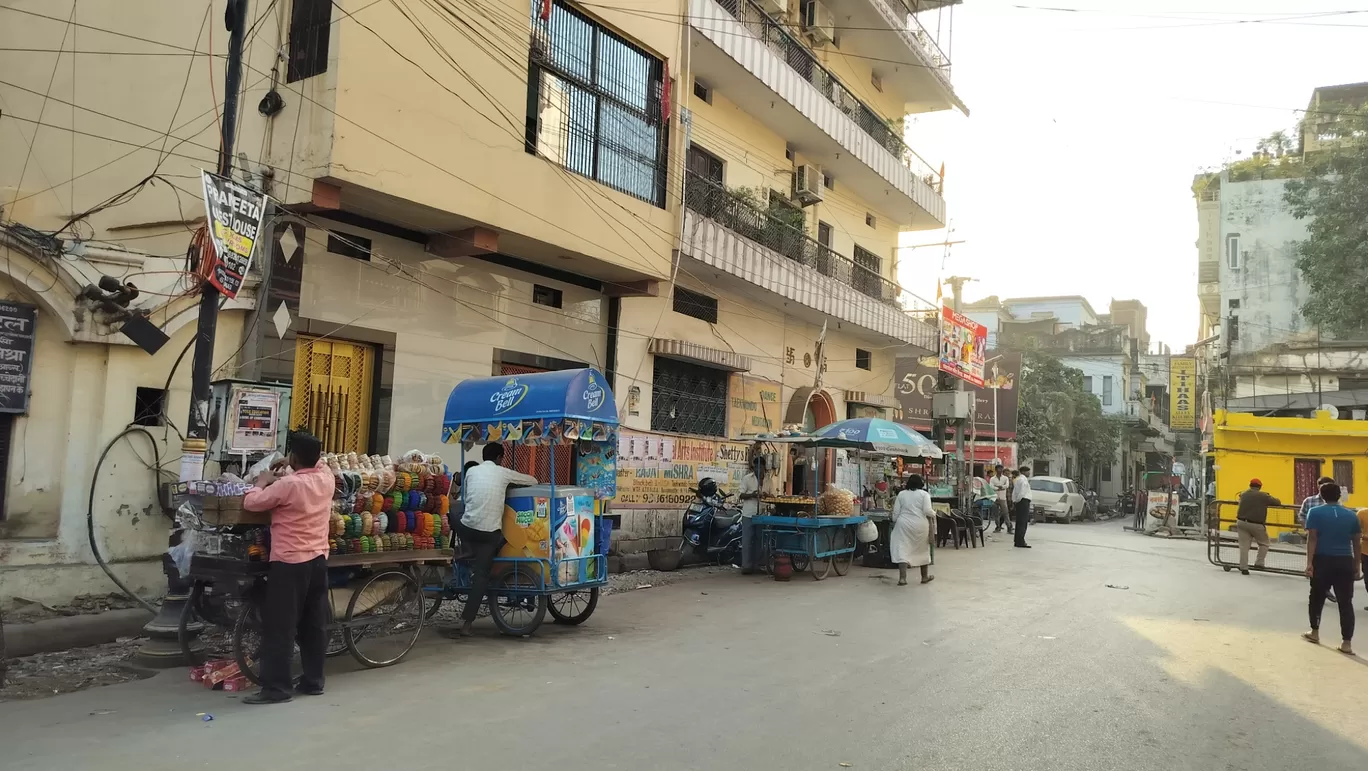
1011, 466, 1033, 549
456, 443, 538, 636
990, 464, 1012, 534
738, 457, 764, 573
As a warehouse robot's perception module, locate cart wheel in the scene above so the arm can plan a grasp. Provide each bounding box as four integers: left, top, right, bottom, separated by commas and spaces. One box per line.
809, 556, 832, 580
490, 566, 548, 637
1223, 566, 1232, 572
790, 552, 811, 573
343, 570, 425, 668
232, 604, 267, 686
831, 550, 853, 576
548, 588, 600, 625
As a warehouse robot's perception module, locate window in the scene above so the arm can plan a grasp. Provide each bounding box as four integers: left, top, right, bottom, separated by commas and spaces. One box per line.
785, 144, 794, 161
1082, 375, 1092, 393
865, 213, 877, 228
1294, 458, 1322, 502
1102, 465, 1112, 482
1102, 375, 1113, 406
532, 284, 563, 308
673, 287, 718, 323
1228, 298, 1240, 310
693, 79, 712, 104
871, 72, 883, 92
817, 221, 832, 249
1334, 460, 1354, 493
1225, 233, 1241, 269
855, 348, 871, 370
1066, 481, 1078, 494
133, 387, 166, 427
327, 232, 372, 261
652, 357, 728, 437
822, 173, 834, 190
287, 0, 333, 83
527, 1, 669, 207
1030, 479, 1065, 494
852, 245, 882, 300
1228, 316, 1239, 342
686, 144, 724, 185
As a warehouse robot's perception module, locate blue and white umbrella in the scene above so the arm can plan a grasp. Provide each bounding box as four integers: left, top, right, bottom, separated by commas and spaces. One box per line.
809, 418, 943, 458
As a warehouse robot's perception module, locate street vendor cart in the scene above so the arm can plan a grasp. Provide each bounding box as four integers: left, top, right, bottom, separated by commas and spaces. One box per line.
426, 368, 616, 637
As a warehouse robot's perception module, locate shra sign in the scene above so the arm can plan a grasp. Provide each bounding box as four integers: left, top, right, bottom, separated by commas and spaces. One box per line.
200, 170, 270, 299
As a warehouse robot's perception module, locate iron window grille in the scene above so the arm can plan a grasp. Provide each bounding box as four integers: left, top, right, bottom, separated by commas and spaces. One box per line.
527, 0, 670, 208
673, 286, 719, 323
651, 356, 729, 437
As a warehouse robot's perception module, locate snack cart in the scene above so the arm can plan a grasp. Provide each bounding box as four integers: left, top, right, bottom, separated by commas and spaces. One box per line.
429, 368, 616, 636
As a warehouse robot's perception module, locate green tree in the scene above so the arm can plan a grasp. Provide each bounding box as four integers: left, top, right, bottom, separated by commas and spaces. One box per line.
1284, 106, 1368, 336
1016, 351, 1122, 479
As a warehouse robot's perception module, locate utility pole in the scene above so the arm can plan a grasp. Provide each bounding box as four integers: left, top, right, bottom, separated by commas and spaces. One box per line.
933, 276, 974, 509
138, 0, 250, 668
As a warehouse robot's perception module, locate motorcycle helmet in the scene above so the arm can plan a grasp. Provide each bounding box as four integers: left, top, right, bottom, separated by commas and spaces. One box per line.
696, 477, 718, 499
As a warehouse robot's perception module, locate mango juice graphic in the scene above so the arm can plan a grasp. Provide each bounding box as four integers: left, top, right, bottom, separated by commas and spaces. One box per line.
500, 486, 594, 584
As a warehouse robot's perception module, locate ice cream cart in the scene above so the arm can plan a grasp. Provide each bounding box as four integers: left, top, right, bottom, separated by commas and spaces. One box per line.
430, 368, 616, 636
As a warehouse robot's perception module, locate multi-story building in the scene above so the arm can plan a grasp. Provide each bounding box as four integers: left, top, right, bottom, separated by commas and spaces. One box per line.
0, 0, 963, 602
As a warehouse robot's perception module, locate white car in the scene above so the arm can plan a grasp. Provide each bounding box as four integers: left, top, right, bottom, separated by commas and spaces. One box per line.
1029, 477, 1086, 524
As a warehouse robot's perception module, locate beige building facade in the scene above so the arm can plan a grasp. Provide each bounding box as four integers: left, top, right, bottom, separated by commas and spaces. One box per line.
0, 0, 962, 603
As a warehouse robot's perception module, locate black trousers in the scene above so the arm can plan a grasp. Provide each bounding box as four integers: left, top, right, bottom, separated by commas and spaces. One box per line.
261, 556, 329, 698
1014, 499, 1031, 545
455, 521, 503, 623
1310, 554, 1356, 640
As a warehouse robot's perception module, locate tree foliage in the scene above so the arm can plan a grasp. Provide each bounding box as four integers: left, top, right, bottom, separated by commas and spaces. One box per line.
1284, 106, 1368, 336
1016, 352, 1122, 479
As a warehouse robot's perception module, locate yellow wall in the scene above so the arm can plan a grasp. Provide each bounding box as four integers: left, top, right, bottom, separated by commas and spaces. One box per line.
1213, 410, 1368, 535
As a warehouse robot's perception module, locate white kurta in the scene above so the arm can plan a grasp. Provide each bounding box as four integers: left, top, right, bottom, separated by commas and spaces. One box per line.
891, 489, 935, 567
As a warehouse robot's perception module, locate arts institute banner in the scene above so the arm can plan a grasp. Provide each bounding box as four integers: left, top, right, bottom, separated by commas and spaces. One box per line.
896, 350, 1020, 438
614, 429, 750, 508
1169, 358, 1196, 430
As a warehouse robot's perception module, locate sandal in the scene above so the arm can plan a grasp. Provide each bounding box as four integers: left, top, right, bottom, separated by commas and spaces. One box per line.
1302, 631, 1320, 644
1339, 642, 1355, 656
920, 575, 935, 584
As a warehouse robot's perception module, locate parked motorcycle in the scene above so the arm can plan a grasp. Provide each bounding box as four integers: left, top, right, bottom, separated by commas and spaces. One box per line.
1082, 488, 1099, 521
679, 477, 744, 565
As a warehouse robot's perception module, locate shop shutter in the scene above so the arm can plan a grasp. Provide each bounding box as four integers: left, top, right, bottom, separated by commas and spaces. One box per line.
290, 337, 375, 454
499, 363, 574, 485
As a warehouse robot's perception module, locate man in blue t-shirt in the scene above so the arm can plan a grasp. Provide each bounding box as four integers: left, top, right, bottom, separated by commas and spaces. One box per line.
1304, 482, 1363, 655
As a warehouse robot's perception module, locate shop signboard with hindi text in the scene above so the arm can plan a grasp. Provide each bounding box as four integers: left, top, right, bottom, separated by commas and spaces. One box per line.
200, 171, 269, 299
896, 351, 1020, 438
727, 374, 782, 439
614, 429, 749, 508
939, 306, 988, 387
0, 301, 36, 414
1169, 358, 1196, 430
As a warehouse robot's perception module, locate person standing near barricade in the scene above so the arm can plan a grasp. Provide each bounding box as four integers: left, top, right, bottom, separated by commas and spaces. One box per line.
1235, 478, 1279, 575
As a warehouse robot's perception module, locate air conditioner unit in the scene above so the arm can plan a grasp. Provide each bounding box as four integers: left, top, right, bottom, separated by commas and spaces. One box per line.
793, 164, 823, 206
756, 0, 787, 16
801, 0, 835, 46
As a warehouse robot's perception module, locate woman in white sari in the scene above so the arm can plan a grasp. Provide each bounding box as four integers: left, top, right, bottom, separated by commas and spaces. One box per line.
891, 474, 936, 586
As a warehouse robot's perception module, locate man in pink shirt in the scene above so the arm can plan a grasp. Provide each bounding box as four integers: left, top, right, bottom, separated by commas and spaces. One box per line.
240, 432, 333, 705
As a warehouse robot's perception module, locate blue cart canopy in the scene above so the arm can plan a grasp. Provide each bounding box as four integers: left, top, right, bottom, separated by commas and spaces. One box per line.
441, 368, 618, 447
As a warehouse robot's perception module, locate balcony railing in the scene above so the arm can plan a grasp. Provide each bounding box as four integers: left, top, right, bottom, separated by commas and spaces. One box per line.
684, 171, 931, 311
712, 0, 942, 190
875, 0, 952, 81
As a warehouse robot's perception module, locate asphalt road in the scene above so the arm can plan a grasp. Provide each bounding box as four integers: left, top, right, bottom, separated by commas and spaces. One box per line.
3, 521, 1367, 771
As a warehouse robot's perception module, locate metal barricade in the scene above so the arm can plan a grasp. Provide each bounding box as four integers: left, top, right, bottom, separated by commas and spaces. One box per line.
1207, 500, 1307, 576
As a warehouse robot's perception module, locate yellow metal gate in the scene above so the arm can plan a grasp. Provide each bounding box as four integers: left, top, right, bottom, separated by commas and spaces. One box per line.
290, 337, 375, 454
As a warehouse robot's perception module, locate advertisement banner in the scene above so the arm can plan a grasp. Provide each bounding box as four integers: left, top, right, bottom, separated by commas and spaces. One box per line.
727, 374, 782, 439
227, 386, 280, 453
200, 170, 269, 299
1170, 357, 1196, 430
0, 301, 37, 414
896, 351, 1021, 438
939, 306, 988, 387
614, 429, 749, 508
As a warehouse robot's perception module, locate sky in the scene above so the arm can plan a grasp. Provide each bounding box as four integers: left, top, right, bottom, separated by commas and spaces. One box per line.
896, 0, 1367, 353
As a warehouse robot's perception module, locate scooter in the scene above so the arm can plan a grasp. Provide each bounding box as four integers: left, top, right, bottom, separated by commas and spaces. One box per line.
679, 477, 743, 566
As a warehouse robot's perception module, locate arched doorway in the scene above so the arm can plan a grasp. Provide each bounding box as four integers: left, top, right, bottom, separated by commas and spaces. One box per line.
784, 388, 838, 494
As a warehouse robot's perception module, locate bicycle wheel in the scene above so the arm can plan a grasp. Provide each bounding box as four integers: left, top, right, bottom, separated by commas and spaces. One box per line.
343, 571, 425, 668
809, 533, 831, 580
548, 588, 599, 625
232, 604, 266, 686
489, 566, 548, 636
831, 527, 854, 576
790, 552, 811, 573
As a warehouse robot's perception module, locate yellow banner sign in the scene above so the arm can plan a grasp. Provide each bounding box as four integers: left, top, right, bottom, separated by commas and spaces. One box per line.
1170, 358, 1196, 430
727, 375, 782, 439
614, 429, 750, 508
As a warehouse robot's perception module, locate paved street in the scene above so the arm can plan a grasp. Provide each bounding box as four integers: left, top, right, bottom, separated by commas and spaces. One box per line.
4, 521, 1367, 771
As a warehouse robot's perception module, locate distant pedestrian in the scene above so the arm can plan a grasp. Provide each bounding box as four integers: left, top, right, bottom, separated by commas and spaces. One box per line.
990, 463, 1011, 533
1301, 476, 1339, 601
891, 475, 935, 586
1303, 482, 1361, 655
1012, 466, 1033, 548
1234, 478, 1280, 575
1359, 507, 1368, 611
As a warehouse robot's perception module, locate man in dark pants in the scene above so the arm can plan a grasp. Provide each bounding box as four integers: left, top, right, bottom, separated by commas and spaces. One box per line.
455, 443, 538, 637
241, 432, 334, 704
1303, 482, 1362, 655
1011, 466, 1033, 548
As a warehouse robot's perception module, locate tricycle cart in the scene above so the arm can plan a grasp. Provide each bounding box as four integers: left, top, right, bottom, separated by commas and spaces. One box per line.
426, 368, 617, 637
754, 514, 864, 579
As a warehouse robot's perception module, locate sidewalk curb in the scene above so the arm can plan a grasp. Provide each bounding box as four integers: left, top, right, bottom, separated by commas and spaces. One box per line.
4, 609, 153, 658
